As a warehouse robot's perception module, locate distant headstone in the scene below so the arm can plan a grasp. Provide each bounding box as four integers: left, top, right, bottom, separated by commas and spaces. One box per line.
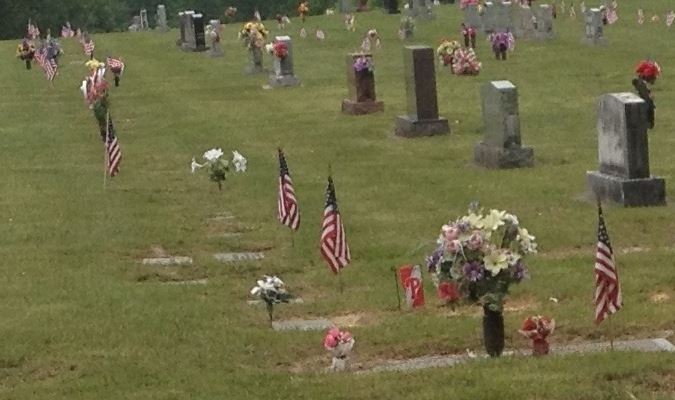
342, 53, 384, 115
208, 19, 223, 57
533, 4, 555, 39
582, 8, 606, 45
394, 46, 450, 137
408, 0, 434, 19
494, 1, 514, 32
177, 11, 187, 45
587, 93, 666, 207
474, 80, 534, 168
181, 11, 196, 50
272, 318, 333, 331
140, 9, 150, 30
385, 0, 401, 14
267, 36, 301, 88
338, 0, 354, 13
129, 16, 142, 32
482, 2, 497, 33
213, 252, 265, 262
141, 257, 194, 266
192, 13, 207, 51
463, 4, 482, 29
514, 5, 535, 38
157, 5, 168, 33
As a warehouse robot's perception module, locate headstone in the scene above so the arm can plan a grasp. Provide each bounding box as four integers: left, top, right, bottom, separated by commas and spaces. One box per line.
245, 47, 265, 74
208, 19, 223, 57
581, 8, 606, 45
408, 0, 434, 19
587, 93, 666, 207
482, 2, 497, 33
213, 252, 265, 262
129, 16, 142, 32
267, 36, 301, 87
177, 11, 187, 45
140, 9, 149, 30
394, 46, 450, 137
514, 5, 535, 38
338, 0, 354, 13
157, 5, 168, 33
141, 256, 193, 266
342, 53, 384, 115
533, 4, 555, 39
272, 318, 333, 331
463, 4, 482, 30
181, 11, 196, 51
385, 0, 401, 14
192, 13, 207, 52
494, 1, 514, 32
474, 81, 534, 168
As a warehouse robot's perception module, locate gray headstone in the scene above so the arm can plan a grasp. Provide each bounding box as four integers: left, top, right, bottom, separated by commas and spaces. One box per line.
395, 46, 449, 137
141, 257, 193, 266
494, 1, 514, 32
181, 11, 196, 50
267, 36, 301, 87
338, 0, 354, 13
482, 2, 497, 33
272, 318, 333, 331
408, 0, 434, 19
177, 11, 187, 45
163, 279, 208, 285
475, 80, 533, 168
463, 4, 482, 29
140, 9, 149, 30
208, 19, 223, 57
213, 252, 265, 262
157, 5, 168, 33
342, 53, 384, 115
514, 5, 535, 38
534, 4, 555, 39
587, 93, 666, 207
582, 8, 606, 45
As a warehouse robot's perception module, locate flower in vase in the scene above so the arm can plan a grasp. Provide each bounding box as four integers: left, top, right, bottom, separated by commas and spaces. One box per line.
462, 261, 485, 282
482, 209, 506, 231
445, 239, 462, 254
425, 246, 444, 272
517, 227, 538, 254
232, 150, 247, 172
353, 56, 374, 73
190, 157, 204, 173
324, 327, 355, 358
203, 148, 224, 162
441, 224, 460, 241
484, 248, 509, 276
466, 231, 484, 250
510, 259, 529, 282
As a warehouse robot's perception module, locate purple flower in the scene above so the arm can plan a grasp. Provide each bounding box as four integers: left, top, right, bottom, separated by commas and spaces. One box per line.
353, 56, 374, 72
510, 260, 529, 282
426, 246, 444, 272
462, 261, 485, 282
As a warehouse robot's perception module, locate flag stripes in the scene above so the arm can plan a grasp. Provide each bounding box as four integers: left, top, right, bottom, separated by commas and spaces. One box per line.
106, 117, 122, 177
277, 149, 300, 231
594, 203, 622, 324
320, 176, 350, 274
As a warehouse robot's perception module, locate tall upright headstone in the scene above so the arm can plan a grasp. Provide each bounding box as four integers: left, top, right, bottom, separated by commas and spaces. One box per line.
533, 4, 555, 39
246, 46, 265, 74
177, 11, 187, 45
182, 11, 196, 51
582, 8, 606, 45
587, 93, 666, 207
514, 5, 535, 38
267, 36, 301, 87
140, 9, 149, 30
394, 46, 449, 137
482, 2, 497, 33
193, 13, 207, 51
342, 53, 384, 115
494, 1, 514, 32
157, 5, 168, 33
463, 4, 482, 29
474, 81, 534, 168
408, 0, 434, 19
208, 19, 223, 57
338, 0, 354, 13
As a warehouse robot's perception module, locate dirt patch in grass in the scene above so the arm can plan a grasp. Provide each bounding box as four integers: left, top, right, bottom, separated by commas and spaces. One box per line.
650, 292, 671, 304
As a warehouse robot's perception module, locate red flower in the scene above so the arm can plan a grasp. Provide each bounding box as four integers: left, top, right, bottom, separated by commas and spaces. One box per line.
438, 281, 460, 302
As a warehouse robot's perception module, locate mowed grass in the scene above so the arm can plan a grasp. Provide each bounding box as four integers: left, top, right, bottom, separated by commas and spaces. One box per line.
1, 3, 674, 399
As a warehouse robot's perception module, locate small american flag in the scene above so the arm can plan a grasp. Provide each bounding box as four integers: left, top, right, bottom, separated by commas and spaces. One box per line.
34, 48, 57, 81
27, 21, 40, 39
320, 175, 350, 274
637, 8, 644, 25
34, 47, 46, 68
667, 11, 675, 27
84, 40, 95, 57
607, 7, 618, 24
106, 57, 125, 73
594, 202, 622, 324
277, 149, 300, 231
106, 117, 122, 177
569, 5, 576, 18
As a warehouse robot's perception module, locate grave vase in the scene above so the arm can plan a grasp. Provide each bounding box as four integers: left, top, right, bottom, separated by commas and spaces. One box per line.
532, 338, 550, 356
482, 305, 504, 357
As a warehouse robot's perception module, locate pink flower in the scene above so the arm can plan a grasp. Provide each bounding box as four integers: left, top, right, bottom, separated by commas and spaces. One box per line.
442, 225, 460, 241
445, 239, 462, 253
324, 327, 353, 350
466, 231, 484, 250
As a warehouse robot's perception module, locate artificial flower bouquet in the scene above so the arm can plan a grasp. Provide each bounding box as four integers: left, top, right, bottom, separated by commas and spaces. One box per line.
436, 39, 461, 66
519, 315, 555, 355
270, 41, 289, 59
353, 55, 374, 73
239, 22, 268, 49
323, 327, 355, 371
250, 275, 292, 323
426, 204, 536, 312
451, 47, 481, 75
191, 148, 247, 190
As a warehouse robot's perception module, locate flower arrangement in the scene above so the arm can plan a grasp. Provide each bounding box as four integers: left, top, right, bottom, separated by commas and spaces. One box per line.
399, 17, 415, 39
225, 6, 237, 18
518, 315, 555, 355
344, 14, 356, 31
451, 47, 482, 75
436, 39, 461, 66
323, 327, 355, 371
489, 31, 515, 52
16, 40, 36, 61
353, 55, 374, 73
271, 41, 289, 59
250, 275, 292, 323
190, 148, 247, 190
298, 1, 310, 17
239, 22, 268, 49
426, 204, 536, 312
460, 0, 479, 9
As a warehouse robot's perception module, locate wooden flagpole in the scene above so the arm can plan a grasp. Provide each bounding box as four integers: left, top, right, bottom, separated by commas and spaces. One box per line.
337, 269, 344, 294
103, 112, 109, 189
392, 266, 402, 311
608, 314, 615, 350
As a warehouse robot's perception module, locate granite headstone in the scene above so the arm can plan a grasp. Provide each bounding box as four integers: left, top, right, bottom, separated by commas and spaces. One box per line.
582, 8, 606, 45
342, 53, 384, 115
268, 36, 301, 87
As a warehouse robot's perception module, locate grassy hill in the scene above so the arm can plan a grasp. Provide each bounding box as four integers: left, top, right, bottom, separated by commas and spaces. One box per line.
1, 3, 674, 399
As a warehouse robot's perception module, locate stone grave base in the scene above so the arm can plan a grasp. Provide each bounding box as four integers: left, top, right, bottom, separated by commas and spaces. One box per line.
208, 49, 223, 58
581, 37, 607, 46
474, 143, 534, 169
394, 116, 450, 137
272, 318, 333, 331
341, 99, 384, 115
587, 171, 666, 207
245, 65, 266, 75
181, 44, 208, 52
267, 74, 301, 88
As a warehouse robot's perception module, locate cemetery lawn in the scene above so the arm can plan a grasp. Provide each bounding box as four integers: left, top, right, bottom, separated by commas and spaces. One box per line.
1, 3, 674, 399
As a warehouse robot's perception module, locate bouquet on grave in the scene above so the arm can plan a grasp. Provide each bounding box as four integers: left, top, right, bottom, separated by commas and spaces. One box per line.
269, 40, 289, 59
250, 275, 292, 323
324, 327, 355, 368
436, 39, 461, 66
488, 31, 515, 52
353, 55, 374, 73
451, 47, 481, 75
190, 148, 247, 190
426, 203, 536, 312
399, 16, 415, 39
298, 1, 310, 18
518, 315, 555, 355
239, 21, 268, 49
460, 0, 479, 9
16, 39, 36, 61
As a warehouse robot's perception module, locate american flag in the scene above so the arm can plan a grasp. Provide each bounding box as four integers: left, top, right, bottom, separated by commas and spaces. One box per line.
106, 117, 122, 177
320, 176, 350, 274
27, 21, 40, 39
594, 202, 622, 324
106, 57, 125, 73
277, 149, 300, 230
84, 40, 95, 57
667, 11, 675, 27
34, 48, 57, 81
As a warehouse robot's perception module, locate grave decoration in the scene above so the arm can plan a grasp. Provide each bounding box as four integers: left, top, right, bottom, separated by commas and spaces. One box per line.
399, 16, 415, 39
106, 57, 125, 87
82, 59, 110, 141
488, 31, 515, 60
344, 14, 356, 31
270, 41, 289, 59
436, 39, 461, 67
225, 6, 237, 22
518, 315, 555, 356
460, 0, 479, 8
190, 148, 247, 190
250, 276, 292, 324
461, 23, 477, 48
426, 204, 537, 357
240, 22, 268, 73
451, 47, 481, 75
298, 1, 310, 22
16, 39, 36, 70
632, 60, 660, 129
276, 14, 291, 29
323, 327, 355, 371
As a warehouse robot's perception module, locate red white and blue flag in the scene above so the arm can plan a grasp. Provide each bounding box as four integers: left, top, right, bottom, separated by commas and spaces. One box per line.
106, 117, 122, 177
106, 57, 125, 74
83, 40, 95, 57
320, 175, 350, 274
277, 149, 300, 231
34, 48, 58, 81
594, 202, 622, 324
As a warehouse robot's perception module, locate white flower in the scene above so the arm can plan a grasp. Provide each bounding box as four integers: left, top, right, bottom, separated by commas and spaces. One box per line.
265, 43, 274, 54
481, 209, 506, 231
250, 286, 261, 296
503, 213, 519, 226
517, 227, 538, 254
484, 248, 509, 276
232, 150, 247, 172
190, 157, 204, 173
203, 148, 224, 162
80, 80, 88, 98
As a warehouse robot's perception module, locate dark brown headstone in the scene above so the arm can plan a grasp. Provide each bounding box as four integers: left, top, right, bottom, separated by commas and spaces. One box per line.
395, 46, 449, 137
342, 53, 384, 115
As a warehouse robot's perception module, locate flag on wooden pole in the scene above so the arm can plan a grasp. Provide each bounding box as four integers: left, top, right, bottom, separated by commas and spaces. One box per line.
320, 175, 350, 274
594, 202, 622, 324
105, 117, 122, 177
277, 148, 300, 231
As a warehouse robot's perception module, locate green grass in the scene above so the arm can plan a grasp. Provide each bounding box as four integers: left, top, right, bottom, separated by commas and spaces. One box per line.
1, 3, 675, 399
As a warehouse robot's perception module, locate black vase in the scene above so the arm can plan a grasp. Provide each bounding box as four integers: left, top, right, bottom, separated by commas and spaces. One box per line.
482, 305, 505, 357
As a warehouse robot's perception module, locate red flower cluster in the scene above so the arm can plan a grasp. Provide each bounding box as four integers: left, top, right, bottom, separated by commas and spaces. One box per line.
273, 41, 288, 59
